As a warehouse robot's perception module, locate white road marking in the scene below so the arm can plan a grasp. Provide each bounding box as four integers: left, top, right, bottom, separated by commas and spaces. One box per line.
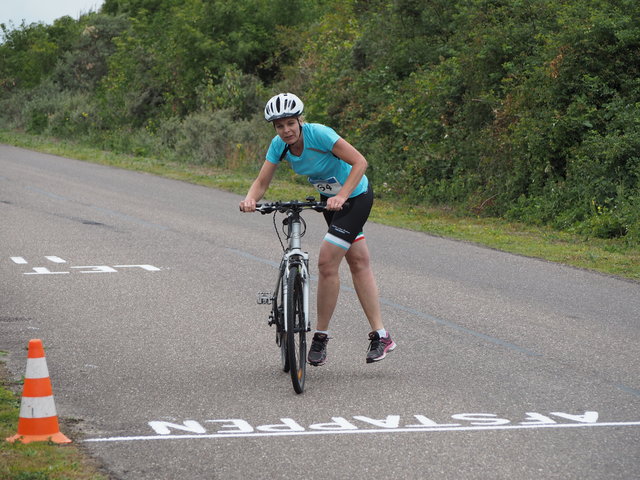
45, 256, 67, 263
84, 420, 640, 443
24, 268, 69, 275
71, 266, 118, 273
114, 264, 162, 271
11, 257, 162, 275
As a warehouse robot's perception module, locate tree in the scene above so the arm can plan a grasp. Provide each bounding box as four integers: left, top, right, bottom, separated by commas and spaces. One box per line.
0, 18, 81, 91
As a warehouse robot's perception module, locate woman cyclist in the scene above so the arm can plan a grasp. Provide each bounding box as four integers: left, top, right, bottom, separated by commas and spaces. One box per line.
240, 93, 395, 365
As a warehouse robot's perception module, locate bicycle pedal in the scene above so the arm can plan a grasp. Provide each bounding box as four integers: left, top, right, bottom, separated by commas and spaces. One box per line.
257, 292, 273, 305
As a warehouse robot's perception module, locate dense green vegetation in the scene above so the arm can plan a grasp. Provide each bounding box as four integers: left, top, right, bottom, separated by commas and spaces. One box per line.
1, 0, 639, 244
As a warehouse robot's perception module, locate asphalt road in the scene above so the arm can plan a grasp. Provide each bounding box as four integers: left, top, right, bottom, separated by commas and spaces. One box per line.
2, 144, 639, 479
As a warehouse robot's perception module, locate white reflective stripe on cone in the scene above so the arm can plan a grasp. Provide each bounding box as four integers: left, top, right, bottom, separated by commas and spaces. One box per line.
19, 396, 58, 418
24, 357, 50, 379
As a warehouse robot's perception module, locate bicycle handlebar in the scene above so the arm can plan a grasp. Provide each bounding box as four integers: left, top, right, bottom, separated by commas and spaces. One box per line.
255, 199, 328, 215
240, 196, 350, 214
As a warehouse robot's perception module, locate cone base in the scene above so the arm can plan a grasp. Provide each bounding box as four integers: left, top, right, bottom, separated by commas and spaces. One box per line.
6, 431, 72, 444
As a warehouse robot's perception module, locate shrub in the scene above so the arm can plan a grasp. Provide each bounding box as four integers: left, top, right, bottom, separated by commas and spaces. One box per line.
161, 109, 270, 168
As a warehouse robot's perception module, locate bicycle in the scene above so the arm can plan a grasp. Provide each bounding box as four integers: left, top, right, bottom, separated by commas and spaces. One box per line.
254, 197, 328, 394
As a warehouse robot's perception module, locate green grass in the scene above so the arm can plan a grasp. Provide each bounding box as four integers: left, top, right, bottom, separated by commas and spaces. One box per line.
1, 129, 638, 478
368, 201, 640, 280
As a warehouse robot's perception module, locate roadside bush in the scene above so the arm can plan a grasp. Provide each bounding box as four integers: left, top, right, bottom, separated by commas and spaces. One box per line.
161, 109, 270, 168
2, 80, 94, 137
196, 66, 267, 121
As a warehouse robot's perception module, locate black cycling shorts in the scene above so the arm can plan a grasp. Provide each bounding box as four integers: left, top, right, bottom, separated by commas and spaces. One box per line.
321, 186, 373, 250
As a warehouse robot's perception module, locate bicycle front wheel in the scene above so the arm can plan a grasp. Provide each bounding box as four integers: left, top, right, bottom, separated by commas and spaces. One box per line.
274, 267, 290, 373
279, 330, 289, 373
286, 264, 307, 394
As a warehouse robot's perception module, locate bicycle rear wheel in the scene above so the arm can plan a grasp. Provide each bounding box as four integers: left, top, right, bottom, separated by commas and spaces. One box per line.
286, 265, 307, 394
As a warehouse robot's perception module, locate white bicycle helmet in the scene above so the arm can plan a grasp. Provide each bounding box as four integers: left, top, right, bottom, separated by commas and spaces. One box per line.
264, 93, 304, 122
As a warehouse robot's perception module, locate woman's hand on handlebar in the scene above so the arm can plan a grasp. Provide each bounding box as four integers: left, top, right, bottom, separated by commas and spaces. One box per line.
239, 198, 257, 212
325, 195, 347, 211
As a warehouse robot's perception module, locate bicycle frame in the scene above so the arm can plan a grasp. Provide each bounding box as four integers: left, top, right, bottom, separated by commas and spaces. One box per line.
256, 200, 325, 331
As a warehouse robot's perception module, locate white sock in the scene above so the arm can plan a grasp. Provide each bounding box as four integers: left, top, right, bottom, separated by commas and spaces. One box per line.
376, 328, 387, 338
315, 330, 329, 336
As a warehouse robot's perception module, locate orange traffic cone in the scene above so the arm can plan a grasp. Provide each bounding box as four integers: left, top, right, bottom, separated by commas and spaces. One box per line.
6, 339, 71, 444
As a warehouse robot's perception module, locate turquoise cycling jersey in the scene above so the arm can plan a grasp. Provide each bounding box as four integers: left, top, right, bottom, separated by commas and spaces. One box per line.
266, 123, 369, 198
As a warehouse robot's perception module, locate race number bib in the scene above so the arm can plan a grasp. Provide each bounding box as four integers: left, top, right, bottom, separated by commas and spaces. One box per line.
309, 176, 343, 194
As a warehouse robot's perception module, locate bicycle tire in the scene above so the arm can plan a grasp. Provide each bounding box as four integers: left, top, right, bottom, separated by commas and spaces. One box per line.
279, 331, 289, 372
286, 264, 307, 394
275, 279, 289, 372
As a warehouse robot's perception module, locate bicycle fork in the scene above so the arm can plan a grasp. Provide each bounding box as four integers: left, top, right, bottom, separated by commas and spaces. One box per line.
257, 253, 310, 332
284, 214, 310, 333
283, 253, 310, 333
